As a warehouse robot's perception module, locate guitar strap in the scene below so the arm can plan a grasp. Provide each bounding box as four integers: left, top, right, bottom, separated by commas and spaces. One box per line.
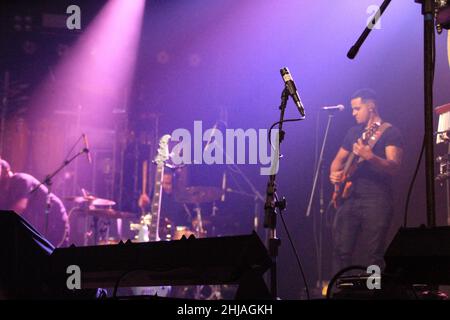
367, 122, 392, 149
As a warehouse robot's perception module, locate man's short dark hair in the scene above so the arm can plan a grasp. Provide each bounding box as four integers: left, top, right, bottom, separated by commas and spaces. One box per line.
351, 88, 377, 103
0, 159, 11, 172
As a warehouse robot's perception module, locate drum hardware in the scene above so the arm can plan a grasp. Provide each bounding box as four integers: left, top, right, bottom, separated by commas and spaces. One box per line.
175, 186, 222, 204
130, 216, 174, 241
175, 186, 223, 238
172, 226, 195, 240
65, 196, 116, 207
65, 188, 116, 207
192, 204, 206, 238
73, 208, 135, 220
72, 208, 135, 245
174, 186, 226, 298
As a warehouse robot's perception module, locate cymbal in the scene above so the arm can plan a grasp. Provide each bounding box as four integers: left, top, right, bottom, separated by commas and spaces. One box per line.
64, 195, 116, 206
74, 208, 135, 219
65, 195, 95, 203
175, 186, 222, 204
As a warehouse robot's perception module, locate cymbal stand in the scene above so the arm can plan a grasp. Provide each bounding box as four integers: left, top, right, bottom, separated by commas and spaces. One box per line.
211, 200, 218, 236
92, 216, 99, 245
193, 203, 204, 238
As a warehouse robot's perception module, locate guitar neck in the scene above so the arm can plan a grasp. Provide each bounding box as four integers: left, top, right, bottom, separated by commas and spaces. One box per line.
148, 163, 164, 241
342, 152, 357, 176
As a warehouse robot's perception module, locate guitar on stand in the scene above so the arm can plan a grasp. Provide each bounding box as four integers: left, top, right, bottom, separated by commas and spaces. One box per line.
130, 134, 172, 297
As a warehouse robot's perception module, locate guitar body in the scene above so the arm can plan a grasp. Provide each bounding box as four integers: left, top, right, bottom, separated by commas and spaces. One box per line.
332, 173, 355, 208
331, 123, 381, 209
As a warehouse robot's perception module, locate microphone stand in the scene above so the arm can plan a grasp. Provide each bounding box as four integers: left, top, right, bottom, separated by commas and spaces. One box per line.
30, 146, 89, 236
263, 88, 289, 299
306, 112, 334, 217
347, 0, 437, 226
305, 111, 336, 294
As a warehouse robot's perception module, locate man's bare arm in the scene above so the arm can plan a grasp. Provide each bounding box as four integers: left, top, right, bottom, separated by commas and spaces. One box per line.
353, 139, 403, 176
366, 145, 403, 176
11, 197, 28, 214
330, 147, 350, 184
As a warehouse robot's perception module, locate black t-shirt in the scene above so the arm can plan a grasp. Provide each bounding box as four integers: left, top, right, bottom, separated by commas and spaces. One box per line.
1, 173, 69, 246
341, 124, 404, 196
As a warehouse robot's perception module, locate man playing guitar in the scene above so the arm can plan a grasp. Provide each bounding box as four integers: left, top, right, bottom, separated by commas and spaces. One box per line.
329, 89, 403, 276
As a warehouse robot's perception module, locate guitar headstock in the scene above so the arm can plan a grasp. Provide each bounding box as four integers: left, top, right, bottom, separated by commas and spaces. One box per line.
154, 134, 171, 165
362, 122, 381, 144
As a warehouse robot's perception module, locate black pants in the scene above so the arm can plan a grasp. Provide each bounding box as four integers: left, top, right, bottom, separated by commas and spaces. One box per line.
331, 192, 393, 276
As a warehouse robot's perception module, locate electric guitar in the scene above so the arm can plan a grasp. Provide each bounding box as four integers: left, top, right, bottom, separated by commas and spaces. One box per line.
331, 122, 381, 209
131, 134, 171, 297
147, 134, 171, 241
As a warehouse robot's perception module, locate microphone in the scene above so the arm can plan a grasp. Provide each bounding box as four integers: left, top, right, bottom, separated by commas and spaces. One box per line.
82, 133, 92, 164
280, 67, 305, 117
321, 104, 345, 111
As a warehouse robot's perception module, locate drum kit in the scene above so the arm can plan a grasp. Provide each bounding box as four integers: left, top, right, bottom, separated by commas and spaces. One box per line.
65, 192, 135, 246
174, 186, 222, 239
64, 185, 224, 246
64, 184, 227, 300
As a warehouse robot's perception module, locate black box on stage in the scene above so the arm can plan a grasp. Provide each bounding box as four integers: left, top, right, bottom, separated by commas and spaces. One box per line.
384, 226, 450, 285
0, 211, 54, 299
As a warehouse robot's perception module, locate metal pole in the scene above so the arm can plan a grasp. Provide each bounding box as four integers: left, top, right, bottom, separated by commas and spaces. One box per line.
421, 0, 437, 227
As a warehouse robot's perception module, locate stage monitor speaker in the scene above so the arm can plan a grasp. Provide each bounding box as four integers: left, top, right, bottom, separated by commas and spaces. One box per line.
49, 231, 272, 299
384, 226, 450, 285
0, 211, 54, 299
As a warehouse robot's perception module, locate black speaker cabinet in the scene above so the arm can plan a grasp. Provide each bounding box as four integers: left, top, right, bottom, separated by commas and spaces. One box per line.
0, 211, 55, 299
385, 226, 450, 285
